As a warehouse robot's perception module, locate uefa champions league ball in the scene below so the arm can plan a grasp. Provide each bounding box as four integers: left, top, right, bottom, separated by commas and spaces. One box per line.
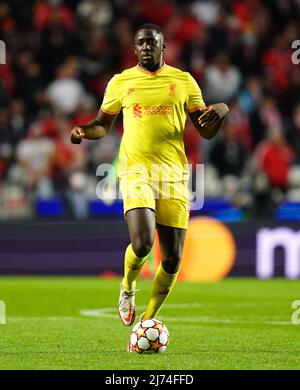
128, 318, 169, 354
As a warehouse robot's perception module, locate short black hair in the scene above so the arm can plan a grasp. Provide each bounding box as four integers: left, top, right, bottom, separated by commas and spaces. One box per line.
135, 23, 164, 36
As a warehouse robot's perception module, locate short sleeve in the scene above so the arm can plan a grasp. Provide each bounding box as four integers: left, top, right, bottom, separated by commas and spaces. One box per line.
186, 73, 206, 113
100, 75, 122, 115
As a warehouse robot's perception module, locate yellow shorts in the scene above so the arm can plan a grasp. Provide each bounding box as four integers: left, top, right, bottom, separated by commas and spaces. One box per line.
119, 174, 189, 230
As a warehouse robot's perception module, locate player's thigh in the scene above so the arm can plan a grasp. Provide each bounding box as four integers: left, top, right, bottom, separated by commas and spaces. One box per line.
126, 208, 156, 256
120, 174, 156, 216
155, 180, 189, 230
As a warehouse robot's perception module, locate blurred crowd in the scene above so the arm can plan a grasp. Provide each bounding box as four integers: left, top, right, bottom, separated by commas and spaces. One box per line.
0, 0, 300, 220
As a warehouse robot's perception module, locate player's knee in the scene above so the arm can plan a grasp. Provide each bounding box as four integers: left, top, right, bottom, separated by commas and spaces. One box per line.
132, 236, 153, 258
162, 254, 182, 274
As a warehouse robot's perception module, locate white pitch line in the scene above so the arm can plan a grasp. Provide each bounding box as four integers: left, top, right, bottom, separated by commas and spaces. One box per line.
79, 302, 205, 318
79, 304, 293, 326
3, 303, 292, 326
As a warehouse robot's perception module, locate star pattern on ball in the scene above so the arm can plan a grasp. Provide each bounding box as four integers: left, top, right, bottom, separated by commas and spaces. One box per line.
135, 326, 147, 339
153, 322, 164, 332
149, 338, 162, 352
134, 345, 144, 354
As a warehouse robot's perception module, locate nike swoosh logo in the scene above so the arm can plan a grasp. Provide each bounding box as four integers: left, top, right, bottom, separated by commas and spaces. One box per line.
124, 303, 133, 324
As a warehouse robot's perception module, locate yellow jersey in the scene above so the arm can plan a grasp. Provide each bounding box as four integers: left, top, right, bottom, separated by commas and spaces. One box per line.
101, 63, 205, 182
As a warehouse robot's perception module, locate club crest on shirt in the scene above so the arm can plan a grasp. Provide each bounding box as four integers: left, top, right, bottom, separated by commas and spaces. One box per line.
169, 83, 176, 96
127, 88, 135, 95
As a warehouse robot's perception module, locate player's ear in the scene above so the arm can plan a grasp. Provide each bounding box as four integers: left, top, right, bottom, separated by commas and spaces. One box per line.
162, 43, 166, 51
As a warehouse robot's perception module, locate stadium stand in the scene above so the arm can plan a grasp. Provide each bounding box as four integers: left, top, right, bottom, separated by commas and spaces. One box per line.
0, 0, 300, 221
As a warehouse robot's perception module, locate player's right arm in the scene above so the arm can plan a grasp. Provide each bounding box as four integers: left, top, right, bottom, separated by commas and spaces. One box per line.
70, 109, 118, 144
71, 74, 121, 144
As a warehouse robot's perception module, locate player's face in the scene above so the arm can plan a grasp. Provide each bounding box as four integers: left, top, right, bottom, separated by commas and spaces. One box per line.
134, 29, 165, 69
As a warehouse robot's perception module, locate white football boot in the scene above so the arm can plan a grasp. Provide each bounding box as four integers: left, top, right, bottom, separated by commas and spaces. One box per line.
118, 285, 137, 326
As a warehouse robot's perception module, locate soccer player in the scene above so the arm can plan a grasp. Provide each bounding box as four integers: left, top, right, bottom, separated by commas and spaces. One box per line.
70, 23, 229, 328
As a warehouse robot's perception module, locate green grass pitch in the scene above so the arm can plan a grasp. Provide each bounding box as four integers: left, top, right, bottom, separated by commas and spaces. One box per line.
0, 277, 300, 370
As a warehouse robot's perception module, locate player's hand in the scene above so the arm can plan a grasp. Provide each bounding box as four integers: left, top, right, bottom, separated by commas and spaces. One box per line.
70, 126, 85, 144
198, 103, 229, 127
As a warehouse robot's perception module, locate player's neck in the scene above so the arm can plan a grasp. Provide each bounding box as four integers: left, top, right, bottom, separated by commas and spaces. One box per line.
139, 60, 165, 73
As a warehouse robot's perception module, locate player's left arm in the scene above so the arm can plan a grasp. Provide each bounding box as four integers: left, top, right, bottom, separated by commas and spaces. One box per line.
189, 103, 229, 140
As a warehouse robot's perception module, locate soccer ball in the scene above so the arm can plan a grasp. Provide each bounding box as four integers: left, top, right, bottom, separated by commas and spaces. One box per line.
128, 318, 169, 354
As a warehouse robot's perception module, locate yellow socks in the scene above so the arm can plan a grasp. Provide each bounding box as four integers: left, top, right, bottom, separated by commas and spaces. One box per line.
144, 262, 179, 319
122, 244, 147, 292
122, 245, 179, 318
